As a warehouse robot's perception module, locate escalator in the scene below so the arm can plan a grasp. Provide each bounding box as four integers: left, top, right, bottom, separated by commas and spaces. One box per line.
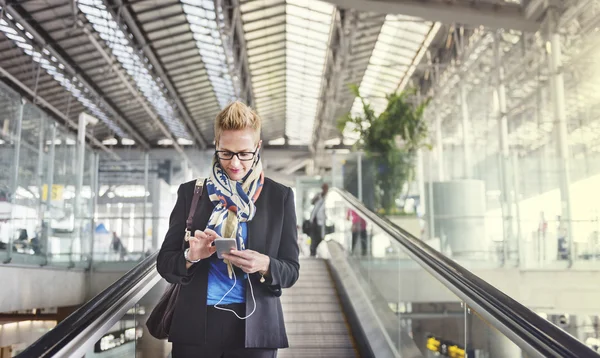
16, 188, 600, 358
280, 258, 358, 357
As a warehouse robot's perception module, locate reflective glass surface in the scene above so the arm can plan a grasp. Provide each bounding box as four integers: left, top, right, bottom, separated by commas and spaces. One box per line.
323, 189, 531, 356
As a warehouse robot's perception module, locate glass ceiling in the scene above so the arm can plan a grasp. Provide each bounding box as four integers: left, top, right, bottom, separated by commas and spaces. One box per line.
345, 14, 440, 143
78, 0, 190, 140
0, 8, 125, 137
180, 0, 236, 109
241, 0, 334, 145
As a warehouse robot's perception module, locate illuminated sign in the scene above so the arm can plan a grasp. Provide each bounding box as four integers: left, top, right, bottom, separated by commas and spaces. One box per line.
426, 335, 466, 358
94, 327, 142, 353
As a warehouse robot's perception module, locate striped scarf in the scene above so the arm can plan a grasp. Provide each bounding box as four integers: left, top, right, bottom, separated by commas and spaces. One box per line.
206, 154, 264, 277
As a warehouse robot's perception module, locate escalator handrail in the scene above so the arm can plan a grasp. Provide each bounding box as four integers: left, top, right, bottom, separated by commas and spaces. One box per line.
332, 188, 599, 358
16, 252, 159, 358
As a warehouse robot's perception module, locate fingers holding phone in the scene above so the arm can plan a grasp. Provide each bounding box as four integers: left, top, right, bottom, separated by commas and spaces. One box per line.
188, 229, 216, 261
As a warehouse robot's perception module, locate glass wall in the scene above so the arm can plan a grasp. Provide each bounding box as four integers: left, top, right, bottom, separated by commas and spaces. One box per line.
0, 81, 96, 268
331, 4, 600, 271
93, 157, 173, 263
413, 5, 600, 269
323, 190, 524, 357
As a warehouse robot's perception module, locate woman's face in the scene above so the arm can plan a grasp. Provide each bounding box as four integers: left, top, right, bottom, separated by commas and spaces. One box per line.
217, 128, 261, 181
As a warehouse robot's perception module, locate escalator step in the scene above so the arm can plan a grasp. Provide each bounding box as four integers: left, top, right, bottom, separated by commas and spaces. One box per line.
287, 333, 354, 348
291, 280, 337, 288
285, 287, 338, 296
281, 259, 358, 358
281, 294, 337, 304
284, 322, 349, 334
284, 311, 347, 323
283, 303, 346, 313
278, 347, 358, 358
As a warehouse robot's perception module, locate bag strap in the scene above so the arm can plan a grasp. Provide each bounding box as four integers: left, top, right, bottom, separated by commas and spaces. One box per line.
184, 179, 204, 242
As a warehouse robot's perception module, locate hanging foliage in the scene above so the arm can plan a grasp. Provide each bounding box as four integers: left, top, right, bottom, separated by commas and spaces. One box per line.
338, 84, 431, 213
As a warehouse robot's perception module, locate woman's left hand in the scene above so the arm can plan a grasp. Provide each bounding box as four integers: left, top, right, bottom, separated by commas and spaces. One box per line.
222, 249, 270, 275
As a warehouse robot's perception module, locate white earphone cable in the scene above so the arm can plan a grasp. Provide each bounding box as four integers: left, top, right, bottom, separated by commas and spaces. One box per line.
213, 269, 257, 320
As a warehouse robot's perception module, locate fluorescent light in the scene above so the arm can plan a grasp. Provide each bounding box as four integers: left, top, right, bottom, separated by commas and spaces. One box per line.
268, 137, 285, 145
158, 139, 173, 146
177, 138, 194, 145
102, 138, 118, 145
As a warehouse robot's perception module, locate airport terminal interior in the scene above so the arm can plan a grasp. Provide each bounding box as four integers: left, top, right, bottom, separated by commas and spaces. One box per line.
1, 0, 600, 357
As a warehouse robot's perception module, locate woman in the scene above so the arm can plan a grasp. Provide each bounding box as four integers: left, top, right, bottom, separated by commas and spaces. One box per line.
157, 101, 300, 358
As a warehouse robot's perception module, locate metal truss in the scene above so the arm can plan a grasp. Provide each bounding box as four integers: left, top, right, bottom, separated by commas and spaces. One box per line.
311, 8, 359, 168
323, 0, 540, 32
0, 1, 150, 153
103, 0, 209, 149
216, 0, 255, 108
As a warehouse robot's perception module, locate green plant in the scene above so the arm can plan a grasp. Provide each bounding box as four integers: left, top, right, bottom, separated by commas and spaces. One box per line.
338, 84, 430, 213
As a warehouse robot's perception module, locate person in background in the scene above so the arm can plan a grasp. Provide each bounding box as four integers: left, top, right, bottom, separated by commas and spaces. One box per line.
111, 231, 126, 260
347, 209, 368, 256
157, 101, 299, 358
309, 183, 328, 257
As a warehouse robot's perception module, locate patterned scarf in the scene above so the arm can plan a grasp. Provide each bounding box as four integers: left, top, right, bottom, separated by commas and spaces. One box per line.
206, 153, 264, 278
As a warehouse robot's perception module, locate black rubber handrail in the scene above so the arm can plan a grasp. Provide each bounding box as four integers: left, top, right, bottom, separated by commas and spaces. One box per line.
333, 188, 599, 358
16, 252, 159, 358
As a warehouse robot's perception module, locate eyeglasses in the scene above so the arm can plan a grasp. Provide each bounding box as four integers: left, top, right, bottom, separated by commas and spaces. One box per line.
215, 148, 258, 161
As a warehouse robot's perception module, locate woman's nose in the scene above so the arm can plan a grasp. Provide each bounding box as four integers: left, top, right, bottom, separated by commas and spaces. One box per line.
230, 155, 241, 166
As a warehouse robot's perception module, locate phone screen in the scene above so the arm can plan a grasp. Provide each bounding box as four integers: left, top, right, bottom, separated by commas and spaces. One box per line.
214, 238, 237, 259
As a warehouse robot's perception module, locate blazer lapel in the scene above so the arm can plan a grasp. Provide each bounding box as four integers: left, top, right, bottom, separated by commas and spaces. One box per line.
247, 192, 268, 253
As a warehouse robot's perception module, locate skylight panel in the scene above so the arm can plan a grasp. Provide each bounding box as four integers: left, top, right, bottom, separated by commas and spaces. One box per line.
247, 32, 285, 49
0, 15, 125, 137
240, 0, 333, 144
349, 14, 439, 128
241, 0, 282, 13
180, 2, 236, 108
77, 0, 190, 139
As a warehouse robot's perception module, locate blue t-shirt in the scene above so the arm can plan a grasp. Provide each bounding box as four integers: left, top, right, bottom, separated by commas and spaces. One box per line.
206, 222, 247, 305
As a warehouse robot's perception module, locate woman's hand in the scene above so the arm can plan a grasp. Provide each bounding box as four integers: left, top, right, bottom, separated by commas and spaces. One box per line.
187, 229, 217, 261
222, 249, 270, 276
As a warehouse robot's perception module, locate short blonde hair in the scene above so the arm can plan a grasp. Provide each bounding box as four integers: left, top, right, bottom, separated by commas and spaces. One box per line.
214, 101, 261, 144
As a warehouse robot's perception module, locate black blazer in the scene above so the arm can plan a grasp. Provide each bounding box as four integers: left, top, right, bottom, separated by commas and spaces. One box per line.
156, 177, 300, 348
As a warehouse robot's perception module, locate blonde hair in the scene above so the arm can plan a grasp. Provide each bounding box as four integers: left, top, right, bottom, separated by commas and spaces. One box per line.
214, 101, 261, 144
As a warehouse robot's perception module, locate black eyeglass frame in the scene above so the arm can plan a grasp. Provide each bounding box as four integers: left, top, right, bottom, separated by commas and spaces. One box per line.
215, 147, 259, 161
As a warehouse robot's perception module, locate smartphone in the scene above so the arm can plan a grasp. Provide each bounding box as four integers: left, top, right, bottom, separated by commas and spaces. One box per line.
214, 238, 237, 259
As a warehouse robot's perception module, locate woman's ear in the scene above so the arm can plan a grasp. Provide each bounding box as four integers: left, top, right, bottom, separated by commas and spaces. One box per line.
257, 139, 263, 151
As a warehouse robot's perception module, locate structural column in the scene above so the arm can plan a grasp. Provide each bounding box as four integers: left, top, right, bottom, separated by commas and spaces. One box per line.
459, 83, 472, 178
90, 152, 99, 266
434, 65, 445, 181
494, 31, 515, 264
357, 152, 363, 202
143, 152, 149, 255
75, 113, 97, 263
44, 122, 57, 263
427, 150, 435, 241
416, 149, 426, 216
435, 109, 445, 181
6, 99, 24, 263
547, 8, 574, 265
36, 115, 46, 224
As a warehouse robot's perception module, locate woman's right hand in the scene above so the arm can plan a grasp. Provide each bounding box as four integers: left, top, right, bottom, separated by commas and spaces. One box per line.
187, 229, 217, 261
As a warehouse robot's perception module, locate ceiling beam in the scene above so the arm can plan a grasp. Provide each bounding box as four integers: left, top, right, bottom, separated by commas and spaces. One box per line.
0, 1, 151, 151
103, 0, 209, 149
0, 65, 121, 160
216, 0, 256, 107
323, 0, 539, 32
311, 8, 359, 169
